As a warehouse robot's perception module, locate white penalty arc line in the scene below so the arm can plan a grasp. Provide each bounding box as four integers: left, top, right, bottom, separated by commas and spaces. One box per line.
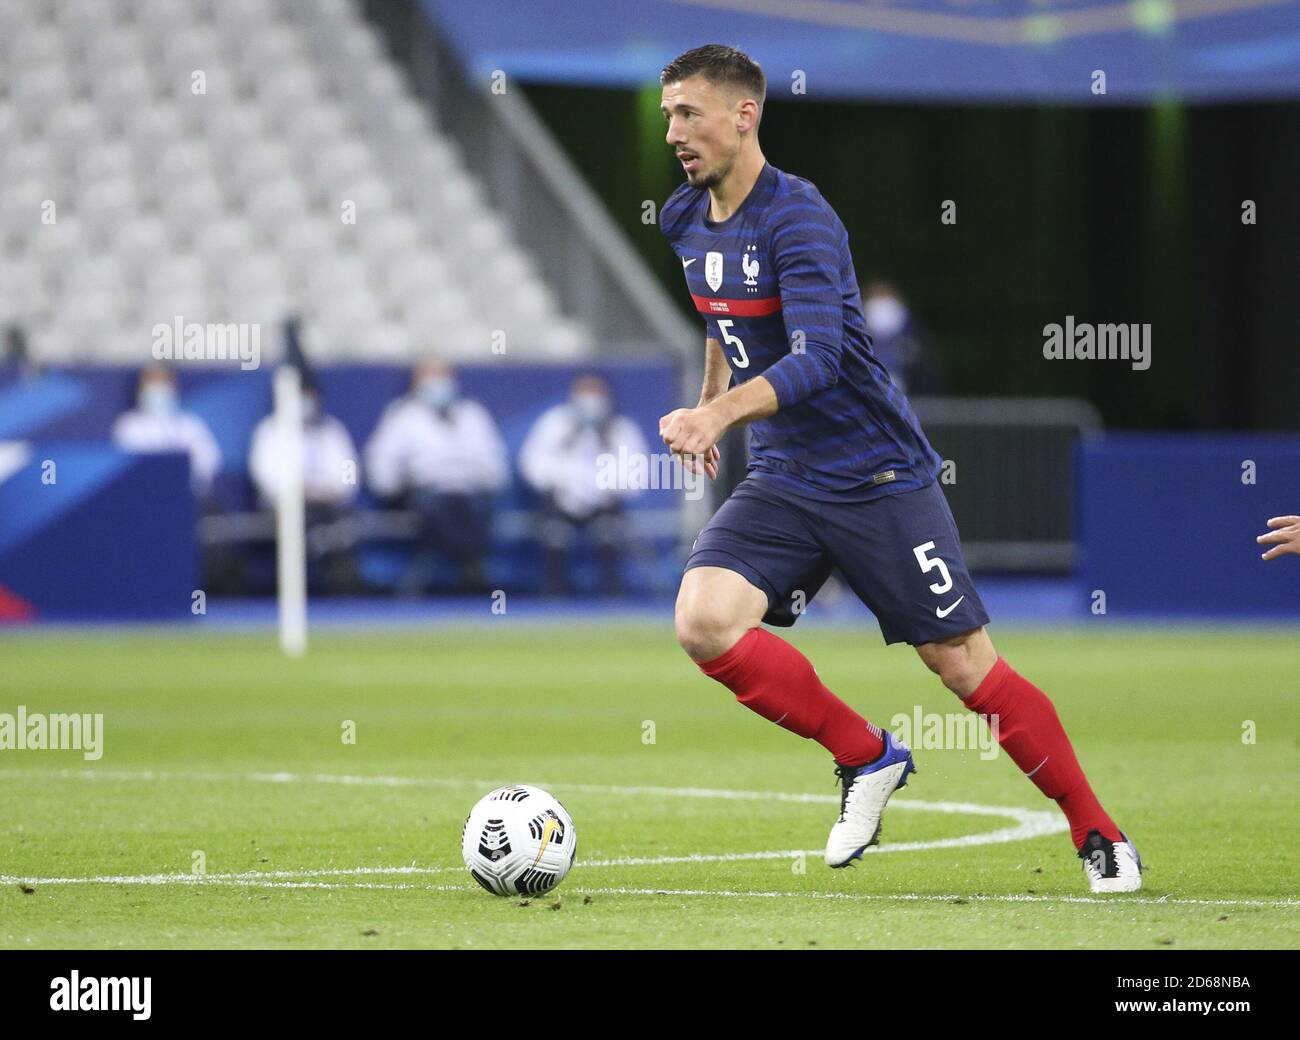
0, 765, 1068, 859
0, 766, 1069, 884
0, 766, 1053, 813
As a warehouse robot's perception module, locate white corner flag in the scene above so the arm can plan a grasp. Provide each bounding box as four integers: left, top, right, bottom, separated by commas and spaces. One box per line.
273, 365, 308, 657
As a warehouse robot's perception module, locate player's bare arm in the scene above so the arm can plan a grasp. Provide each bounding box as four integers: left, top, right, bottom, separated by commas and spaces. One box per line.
672, 337, 731, 479
697, 336, 730, 405
1257, 514, 1300, 559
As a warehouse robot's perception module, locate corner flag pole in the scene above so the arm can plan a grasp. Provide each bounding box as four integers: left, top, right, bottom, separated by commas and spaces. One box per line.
273, 364, 308, 657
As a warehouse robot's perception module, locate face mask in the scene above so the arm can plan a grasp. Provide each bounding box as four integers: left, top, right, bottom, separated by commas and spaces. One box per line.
572, 392, 609, 426
864, 296, 907, 338
418, 376, 457, 411
139, 383, 178, 416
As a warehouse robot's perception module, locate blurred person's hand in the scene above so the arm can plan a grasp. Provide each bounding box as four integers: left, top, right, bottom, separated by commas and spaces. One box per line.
1256, 515, 1300, 560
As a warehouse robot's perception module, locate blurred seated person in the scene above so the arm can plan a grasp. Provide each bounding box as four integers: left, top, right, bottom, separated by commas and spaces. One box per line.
860, 280, 943, 395
520, 374, 647, 596
365, 359, 508, 594
112, 365, 221, 499
113, 364, 237, 590
248, 382, 362, 595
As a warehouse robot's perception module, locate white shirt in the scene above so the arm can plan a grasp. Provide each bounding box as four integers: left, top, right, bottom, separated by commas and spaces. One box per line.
248, 413, 359, 507
520, 404, 648, 517
364, 396, 508, 498
112, 408, 222, 496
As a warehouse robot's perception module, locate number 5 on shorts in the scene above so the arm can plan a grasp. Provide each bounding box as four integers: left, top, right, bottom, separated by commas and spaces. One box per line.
912, 540, 953, 595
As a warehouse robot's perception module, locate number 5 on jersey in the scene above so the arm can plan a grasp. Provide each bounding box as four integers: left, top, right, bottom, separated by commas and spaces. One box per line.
912, 540, 953, 594
717, 319, 750, 369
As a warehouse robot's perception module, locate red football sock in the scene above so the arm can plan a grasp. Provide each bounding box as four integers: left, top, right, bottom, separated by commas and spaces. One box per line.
964, 656, 1121, 848
697, 628, 883, 766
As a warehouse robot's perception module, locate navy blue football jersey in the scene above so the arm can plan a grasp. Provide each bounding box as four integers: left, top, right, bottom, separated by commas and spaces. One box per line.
660, 161, 941, 501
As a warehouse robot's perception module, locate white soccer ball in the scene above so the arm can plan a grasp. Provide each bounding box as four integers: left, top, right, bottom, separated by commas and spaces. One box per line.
461, 784, 578, 897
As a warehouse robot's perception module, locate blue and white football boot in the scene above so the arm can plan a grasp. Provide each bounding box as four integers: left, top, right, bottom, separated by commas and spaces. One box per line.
1079, 829, 1143, 893
824, 731, 916, 868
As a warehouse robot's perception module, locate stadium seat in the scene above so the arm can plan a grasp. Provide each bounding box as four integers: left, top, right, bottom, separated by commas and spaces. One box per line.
0, 0, 585, 364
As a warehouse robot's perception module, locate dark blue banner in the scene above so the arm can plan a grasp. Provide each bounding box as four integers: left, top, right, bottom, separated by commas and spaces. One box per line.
1078, 434, 1300, 617
420, 0, 1300, 102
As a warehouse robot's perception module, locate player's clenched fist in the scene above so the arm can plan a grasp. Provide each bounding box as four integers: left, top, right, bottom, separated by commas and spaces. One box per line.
1256, 515, 1300, 560
659, 406, 724, 478
659, 405, 724, 455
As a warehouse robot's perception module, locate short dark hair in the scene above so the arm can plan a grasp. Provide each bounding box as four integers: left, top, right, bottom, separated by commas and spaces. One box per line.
661, 44, 765, 115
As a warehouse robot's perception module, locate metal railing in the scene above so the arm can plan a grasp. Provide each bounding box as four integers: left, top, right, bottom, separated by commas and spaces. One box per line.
910, 396, 1103, 572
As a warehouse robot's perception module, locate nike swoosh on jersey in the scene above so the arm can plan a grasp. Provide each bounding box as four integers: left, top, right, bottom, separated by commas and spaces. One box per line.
936, 596, 965, 619
681, 257, 696, 267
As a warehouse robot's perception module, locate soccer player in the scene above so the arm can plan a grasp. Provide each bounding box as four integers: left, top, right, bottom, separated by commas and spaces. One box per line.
655, 45, 1141, 893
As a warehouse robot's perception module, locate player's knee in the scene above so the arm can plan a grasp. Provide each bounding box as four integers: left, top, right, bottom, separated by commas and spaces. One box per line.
674, 602, 744, 663
916, 635, 991, 698
939, 658, 981, 697
918, 644, 957, 690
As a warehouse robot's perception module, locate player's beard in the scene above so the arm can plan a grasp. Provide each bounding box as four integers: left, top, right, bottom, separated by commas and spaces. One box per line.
690, 153, 732, 191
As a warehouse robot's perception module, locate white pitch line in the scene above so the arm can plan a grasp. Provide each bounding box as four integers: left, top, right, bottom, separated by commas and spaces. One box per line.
0, 866, 453, 886
3, 873, 1294, 909
567, 887, 1300, 909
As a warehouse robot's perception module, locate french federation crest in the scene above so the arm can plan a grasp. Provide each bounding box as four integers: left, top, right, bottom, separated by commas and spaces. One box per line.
705, 251, 724, 292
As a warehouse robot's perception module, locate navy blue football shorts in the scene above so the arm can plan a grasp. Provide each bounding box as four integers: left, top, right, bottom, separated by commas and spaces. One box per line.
684, 477, 990, 646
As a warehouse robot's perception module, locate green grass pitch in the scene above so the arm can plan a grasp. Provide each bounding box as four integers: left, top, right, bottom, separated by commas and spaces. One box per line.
1, 623, 1296, 949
